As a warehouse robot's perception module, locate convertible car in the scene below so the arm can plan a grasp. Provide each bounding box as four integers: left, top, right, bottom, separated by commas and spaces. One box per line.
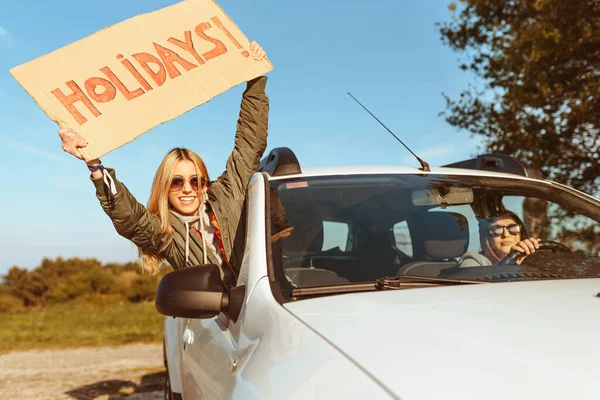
157, 150, 600, 399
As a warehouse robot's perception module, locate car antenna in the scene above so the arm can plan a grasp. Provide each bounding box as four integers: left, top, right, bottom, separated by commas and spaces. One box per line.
347, 92, 431, 172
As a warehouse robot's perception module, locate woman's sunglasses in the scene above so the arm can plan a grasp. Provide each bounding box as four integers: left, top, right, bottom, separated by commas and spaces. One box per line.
488, 223, 521, 238
169, 176, 207, 192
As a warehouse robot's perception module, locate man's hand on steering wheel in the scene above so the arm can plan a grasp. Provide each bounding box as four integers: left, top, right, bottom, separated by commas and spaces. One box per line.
512, 238, 540, 264
498, 240, 572, 265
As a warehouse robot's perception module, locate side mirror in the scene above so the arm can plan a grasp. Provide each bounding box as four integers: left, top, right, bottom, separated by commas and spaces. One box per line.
155, 264, 245, 323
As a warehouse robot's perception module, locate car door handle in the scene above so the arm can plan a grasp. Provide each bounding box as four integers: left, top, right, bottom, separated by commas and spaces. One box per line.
228, 357, 238, 372
183, 321, 194, 352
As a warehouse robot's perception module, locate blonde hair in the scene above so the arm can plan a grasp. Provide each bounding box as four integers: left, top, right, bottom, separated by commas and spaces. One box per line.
138, 148, 209, 275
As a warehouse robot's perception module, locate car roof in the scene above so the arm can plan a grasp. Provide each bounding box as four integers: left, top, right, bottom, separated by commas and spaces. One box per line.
257, 148, 598, 203
266, 165, 546, 182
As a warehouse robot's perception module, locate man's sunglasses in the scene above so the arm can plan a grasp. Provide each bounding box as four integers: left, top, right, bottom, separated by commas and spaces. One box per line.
169, 176, 207, 192
488, 223, 521, 238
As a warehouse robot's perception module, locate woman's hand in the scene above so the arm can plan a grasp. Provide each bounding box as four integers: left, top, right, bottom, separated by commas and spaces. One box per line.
513, 237, 540, 264
58, 128, 88, 160
249, 41, 266, 61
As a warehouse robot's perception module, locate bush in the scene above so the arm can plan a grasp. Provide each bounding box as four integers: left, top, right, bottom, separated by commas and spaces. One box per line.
113, 271, 160, 302
72, 293, 126, 306
125, 276, 160, 302
0, 285, 25, 313
3, 258, 168, 308
49, 273, 91, 302
0, 293, 25, 313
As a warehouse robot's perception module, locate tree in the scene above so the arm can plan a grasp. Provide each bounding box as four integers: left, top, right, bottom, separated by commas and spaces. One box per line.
0, 283, 24, 313
3, 258, 107, 306
438, 0, 600, 196
104, 261, 139, 275
33, 257, 104, 306
49, 267, 114, 302
2, 257, 166, 307
3, 266, 38, 307
123, 275, 160, 303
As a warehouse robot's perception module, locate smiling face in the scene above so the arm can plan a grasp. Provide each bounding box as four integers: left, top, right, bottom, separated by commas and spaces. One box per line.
487, 217, 522, 259
167, 160, 207, 216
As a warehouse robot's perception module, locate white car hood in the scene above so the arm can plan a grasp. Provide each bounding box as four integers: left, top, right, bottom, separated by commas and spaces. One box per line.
284, 279, 600, 400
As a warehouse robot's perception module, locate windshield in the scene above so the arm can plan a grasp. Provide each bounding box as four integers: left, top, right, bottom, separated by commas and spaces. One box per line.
268, 174, 600, 289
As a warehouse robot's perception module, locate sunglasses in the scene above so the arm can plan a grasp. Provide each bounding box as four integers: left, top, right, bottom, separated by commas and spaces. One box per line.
169, 175, 207, 192
488, 223, 521, 238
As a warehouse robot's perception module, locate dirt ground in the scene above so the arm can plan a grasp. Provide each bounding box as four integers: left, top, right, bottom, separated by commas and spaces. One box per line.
0, 343, 166, 400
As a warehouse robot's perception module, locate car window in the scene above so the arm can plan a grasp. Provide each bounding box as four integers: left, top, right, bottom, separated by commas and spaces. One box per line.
322, 221, 350, 251
391, 221, 413, 257
504, 195, 600, 254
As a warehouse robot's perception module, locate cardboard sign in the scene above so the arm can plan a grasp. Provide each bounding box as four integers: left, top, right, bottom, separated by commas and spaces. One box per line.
9, 0, 273, 161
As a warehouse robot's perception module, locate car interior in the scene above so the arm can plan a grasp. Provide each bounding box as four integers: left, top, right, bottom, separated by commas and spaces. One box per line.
270, 176, 476, 286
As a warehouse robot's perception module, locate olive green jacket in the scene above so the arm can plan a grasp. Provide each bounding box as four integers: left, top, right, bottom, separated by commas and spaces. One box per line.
92, 77, 269, 282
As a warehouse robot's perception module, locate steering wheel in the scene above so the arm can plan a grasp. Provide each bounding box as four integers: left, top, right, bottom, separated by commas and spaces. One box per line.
497, 240, 571, 265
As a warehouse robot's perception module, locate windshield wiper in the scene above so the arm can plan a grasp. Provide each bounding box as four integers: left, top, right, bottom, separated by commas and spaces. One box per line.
375, 275, 487, 290
290, 275, 486, 299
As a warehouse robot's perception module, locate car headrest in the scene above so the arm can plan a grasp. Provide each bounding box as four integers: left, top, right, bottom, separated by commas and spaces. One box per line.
421, 211, 469, 260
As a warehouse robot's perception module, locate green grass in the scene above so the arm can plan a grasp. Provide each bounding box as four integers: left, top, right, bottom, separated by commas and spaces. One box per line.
0, 301, 164, 353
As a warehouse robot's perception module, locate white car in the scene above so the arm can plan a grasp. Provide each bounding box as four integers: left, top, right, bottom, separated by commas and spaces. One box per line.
156, 149, 600, 400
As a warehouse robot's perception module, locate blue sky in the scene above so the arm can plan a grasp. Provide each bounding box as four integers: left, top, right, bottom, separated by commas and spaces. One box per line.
0, 0, 484, 274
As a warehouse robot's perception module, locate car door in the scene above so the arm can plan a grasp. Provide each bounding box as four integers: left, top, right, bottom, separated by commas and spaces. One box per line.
179, 173, 270, 399
181, 314, 236, 399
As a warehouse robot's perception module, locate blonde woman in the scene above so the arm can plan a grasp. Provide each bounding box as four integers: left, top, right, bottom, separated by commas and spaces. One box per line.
59, 42, 268, 287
